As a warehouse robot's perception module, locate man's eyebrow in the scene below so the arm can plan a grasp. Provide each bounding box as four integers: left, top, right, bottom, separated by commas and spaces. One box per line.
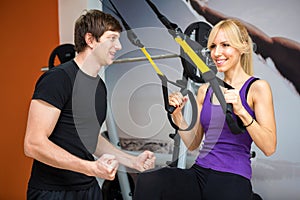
106, 31, 120, 36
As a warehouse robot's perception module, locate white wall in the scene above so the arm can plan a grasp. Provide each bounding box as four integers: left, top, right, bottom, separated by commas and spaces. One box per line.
58, 0, 102, 44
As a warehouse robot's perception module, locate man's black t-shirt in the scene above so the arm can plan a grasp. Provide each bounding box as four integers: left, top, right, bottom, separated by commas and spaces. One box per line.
28, 60, 107, 190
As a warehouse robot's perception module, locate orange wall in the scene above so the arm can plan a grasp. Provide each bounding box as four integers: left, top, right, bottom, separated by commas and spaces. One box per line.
0, 1, 59, 199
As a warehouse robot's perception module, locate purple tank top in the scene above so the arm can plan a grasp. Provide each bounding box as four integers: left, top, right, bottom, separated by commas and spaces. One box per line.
195, 77, 257, 180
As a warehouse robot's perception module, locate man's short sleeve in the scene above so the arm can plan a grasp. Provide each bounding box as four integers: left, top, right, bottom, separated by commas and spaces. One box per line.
33, 68, 72, 110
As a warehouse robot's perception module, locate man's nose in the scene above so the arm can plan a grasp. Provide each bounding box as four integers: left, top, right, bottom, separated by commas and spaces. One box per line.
115, 39, 122, 50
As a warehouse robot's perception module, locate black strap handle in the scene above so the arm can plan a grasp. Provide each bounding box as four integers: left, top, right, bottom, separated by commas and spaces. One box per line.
159, 75, 198, 131
225, 104, 246, 134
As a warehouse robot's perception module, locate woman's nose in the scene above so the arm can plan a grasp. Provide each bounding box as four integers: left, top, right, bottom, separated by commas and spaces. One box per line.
213, 45, 222, 57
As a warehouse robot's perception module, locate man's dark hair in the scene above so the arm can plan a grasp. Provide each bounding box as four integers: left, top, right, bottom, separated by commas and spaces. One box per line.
74, 9, 122, 53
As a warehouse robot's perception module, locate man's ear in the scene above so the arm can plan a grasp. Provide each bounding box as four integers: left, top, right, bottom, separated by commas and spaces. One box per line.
85, 33, 95, 49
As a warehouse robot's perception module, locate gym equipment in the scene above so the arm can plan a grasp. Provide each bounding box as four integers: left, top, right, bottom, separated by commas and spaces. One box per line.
145, 0, 247, 135
105, 0, 198, 132
41, 43, 76, 71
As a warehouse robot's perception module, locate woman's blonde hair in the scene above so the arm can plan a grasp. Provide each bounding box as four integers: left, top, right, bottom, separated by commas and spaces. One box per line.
207, 19, 254, 75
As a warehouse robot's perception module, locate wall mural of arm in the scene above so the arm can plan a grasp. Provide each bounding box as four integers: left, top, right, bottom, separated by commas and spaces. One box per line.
190, 0, 300, 94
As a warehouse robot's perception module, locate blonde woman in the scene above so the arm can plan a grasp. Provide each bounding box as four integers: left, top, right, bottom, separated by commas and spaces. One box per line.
134, 19, 276, 200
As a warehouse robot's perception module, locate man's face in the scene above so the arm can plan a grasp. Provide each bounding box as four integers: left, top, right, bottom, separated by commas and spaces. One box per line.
93, 30, 122, 66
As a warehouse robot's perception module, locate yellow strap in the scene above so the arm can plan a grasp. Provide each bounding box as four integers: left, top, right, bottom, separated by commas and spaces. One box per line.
140, 47, 164, 76
175, 37, 210, 73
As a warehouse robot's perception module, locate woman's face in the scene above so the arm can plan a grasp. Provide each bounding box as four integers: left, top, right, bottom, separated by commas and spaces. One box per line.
210, 29, 241, 73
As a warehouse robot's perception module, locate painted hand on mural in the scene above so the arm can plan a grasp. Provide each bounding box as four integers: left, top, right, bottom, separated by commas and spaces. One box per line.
189, 0, 300, 94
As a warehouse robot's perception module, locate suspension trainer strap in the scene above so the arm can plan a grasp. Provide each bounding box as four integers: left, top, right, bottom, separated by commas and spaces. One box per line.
105, 0, 197, 131
141, 45, 198, 131
145, 0, 246, 134
181, 21, 216, 84
159, 74, 197, 131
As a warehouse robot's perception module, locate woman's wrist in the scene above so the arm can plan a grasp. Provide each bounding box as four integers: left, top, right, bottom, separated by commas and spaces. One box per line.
172, 113, 183, 124
244, 117, 254, 127
237, 108, 255, 128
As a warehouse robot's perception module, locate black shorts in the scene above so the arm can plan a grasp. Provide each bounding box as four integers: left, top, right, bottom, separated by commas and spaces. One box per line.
134, 164, 253, 200
27, 181, 102, 200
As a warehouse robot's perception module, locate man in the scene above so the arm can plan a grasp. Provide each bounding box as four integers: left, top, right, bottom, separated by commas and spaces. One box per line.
24, 9, 155, 199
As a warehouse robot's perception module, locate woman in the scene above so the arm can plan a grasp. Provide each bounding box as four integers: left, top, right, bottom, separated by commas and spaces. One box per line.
134, 19, 276, 200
